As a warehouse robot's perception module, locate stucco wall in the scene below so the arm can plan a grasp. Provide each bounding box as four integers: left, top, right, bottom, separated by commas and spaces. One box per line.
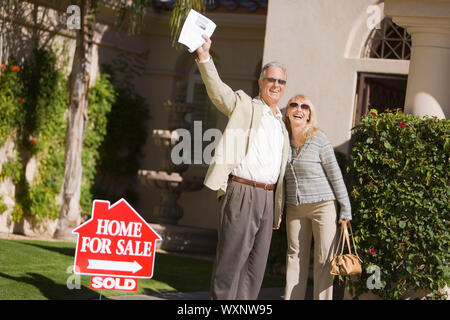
263, 0, 409, 153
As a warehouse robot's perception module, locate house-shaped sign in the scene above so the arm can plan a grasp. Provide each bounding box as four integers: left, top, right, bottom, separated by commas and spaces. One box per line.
72, 199, 162, 290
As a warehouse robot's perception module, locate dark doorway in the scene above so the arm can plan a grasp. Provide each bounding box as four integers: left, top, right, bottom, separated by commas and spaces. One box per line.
354, 72, 408, 125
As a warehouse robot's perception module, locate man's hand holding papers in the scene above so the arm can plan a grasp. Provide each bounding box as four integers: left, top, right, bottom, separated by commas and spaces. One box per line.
178, 9, 216, 53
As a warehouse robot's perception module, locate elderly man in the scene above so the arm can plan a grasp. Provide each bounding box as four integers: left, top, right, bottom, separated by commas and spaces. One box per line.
196, 35, 290, 300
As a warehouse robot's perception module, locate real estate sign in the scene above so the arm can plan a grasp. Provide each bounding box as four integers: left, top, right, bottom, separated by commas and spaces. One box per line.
72, 199, 162, 291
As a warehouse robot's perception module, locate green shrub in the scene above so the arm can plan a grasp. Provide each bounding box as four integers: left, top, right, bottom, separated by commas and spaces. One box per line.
0, 50, 67, 222
0, 60, 24, 146
0, 50, 119, 222
89, 64, 150, 207
81, 73, 116, 216
21, 48, 68, 221
347, 109, 449, 299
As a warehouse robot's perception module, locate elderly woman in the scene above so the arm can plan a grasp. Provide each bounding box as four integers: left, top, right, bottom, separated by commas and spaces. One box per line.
283, 94, 352, 300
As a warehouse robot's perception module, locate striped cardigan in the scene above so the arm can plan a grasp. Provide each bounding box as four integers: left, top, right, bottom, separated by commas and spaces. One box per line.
284, 130, 352, 220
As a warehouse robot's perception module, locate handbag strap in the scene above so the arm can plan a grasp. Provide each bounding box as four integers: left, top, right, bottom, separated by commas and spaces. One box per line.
348, 221, 362, 262
335, 222, 362, 261
336, 223, 347, 256
346, 222, 362, 261
343, 223, 352, 255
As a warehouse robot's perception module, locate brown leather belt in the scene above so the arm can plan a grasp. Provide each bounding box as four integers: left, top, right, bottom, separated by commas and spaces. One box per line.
230, 175, 275, 191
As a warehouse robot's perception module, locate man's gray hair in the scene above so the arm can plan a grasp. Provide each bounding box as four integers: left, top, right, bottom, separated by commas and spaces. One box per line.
259, 61, 287, 81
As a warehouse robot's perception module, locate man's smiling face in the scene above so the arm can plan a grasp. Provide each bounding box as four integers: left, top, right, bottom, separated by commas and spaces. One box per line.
258, 66, 286, 107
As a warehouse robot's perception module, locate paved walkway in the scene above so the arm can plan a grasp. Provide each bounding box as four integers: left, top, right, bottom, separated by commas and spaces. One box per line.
110, 282, 345, 300
110, 287, 285, 300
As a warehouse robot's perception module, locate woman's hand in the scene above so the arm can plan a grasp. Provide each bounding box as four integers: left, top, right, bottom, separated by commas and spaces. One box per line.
274, 216, 282, 230
338, 218, 350, 225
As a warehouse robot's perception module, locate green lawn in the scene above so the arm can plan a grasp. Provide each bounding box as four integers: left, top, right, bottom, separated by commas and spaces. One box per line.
0, 238, 283, 300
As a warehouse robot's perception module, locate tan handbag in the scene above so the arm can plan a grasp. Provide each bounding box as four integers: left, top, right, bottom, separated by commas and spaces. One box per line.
330, 222, 363, 275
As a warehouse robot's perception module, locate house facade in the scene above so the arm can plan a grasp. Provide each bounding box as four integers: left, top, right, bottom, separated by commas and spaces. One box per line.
0, 0, 448, 238
154, 0, 449, 231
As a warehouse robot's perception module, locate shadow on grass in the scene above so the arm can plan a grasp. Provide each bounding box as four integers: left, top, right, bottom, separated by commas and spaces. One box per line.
0, 272, 100, 300
148, 252, 284, 294
142, 289, 210, 300
148, 253, 214, 293
7, 240, 284, 297
16, 241, 76, 258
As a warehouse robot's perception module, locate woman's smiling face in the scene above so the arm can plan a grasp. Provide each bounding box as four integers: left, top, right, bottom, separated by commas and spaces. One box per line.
287, 99, 311, 128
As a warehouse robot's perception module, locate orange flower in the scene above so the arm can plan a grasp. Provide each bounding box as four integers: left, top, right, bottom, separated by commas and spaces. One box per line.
18, 97, 25, 103
10, 65, 19, 72
1, 64, 5, 71
29, 135, 37, 145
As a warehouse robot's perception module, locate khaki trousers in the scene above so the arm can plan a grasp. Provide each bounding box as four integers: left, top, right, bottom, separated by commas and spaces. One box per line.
210, 180, 274, 300
284, 200, 338, 300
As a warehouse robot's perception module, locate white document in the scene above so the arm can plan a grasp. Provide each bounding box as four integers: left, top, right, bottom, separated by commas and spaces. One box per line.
178, 9, 216, 53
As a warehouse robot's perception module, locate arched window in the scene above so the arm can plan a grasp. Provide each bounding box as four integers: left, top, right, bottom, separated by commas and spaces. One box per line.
186, 64, 218, 130
354, 17, 411, 125
185, 63, 219, 165
363, 17, 411, 60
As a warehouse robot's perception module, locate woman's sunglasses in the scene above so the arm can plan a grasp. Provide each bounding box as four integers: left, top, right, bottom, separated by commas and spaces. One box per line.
289, 102, 310, 110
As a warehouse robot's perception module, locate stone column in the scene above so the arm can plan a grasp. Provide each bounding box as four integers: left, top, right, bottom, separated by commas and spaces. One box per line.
385, 0, 450, 119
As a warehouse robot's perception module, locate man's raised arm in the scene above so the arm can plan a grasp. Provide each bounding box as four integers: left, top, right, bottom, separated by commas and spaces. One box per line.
196, 35, 238, 117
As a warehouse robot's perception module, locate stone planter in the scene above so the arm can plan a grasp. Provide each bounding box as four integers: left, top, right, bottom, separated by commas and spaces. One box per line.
13, 216, 58, 238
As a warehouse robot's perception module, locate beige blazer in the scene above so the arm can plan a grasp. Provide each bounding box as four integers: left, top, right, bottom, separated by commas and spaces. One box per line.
196, 59, 290, 228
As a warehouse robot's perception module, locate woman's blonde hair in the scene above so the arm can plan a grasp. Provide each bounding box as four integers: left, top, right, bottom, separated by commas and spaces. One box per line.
283, 94, 318, 144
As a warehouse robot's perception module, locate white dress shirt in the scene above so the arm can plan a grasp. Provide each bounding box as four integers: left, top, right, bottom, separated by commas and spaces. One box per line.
198, 56, 284, 185
232, 102, 284, 185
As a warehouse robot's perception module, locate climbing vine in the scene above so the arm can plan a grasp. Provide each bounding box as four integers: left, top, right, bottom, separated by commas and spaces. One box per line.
81, 72, 116, 216
0, 49, 68, 221
90, 63, 149, 208
0, 47, 148, 224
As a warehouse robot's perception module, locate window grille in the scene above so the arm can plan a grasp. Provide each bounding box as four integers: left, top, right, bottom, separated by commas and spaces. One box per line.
364, 17, 411, 60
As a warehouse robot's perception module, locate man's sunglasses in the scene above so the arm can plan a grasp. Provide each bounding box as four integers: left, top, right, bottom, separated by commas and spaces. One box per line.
264, 77, 287, 85
289, 102, 310, 110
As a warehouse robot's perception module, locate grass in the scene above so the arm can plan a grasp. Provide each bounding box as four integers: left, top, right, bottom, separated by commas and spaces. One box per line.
0, 238, 283, 300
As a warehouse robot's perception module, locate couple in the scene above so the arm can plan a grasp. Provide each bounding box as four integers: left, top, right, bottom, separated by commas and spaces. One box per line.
196, 36, 351, 300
